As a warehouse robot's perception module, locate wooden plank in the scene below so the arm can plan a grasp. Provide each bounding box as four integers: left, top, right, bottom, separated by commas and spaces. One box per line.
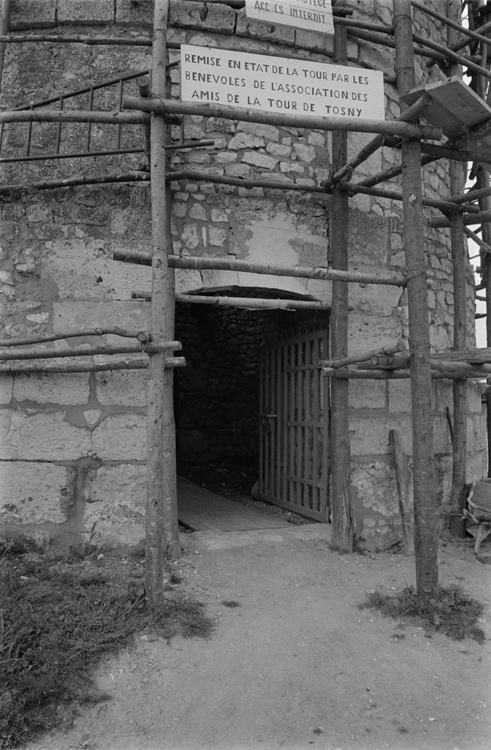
177, 477, 293, 532
401, 76, 491, 138
389, 430, 414, 555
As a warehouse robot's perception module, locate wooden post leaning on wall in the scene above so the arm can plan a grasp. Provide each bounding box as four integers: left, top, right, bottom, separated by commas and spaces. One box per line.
393, 0, 438, 599
447, 0, 467, 538
330, 20, 354, 552
146, 0, 180, 608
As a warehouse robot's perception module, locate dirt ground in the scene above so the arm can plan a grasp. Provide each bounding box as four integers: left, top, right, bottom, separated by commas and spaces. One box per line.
26, 518, 491, 750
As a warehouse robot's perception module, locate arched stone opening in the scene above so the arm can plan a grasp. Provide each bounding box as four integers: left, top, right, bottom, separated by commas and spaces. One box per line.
174, 286, 329, 505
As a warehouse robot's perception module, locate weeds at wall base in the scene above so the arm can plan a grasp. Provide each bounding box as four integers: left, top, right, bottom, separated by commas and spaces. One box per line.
0, 548, 214, 749
359, 585, 485, 643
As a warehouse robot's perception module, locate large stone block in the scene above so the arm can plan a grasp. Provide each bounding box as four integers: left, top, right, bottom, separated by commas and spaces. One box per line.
468, 382, 484, 414
348, 283, 402, 317
350, 459, 403, 551
295, 29, 334, 54
58, 0, 115, 24
467, 414, 487, 455
350, 380, 386, 410
13, 373, 89, 405
242, 152, 279, 170
347, 132, 382, 180
349, 210, 389, 268
432, 380, 452, 412
95, 370, 148, 407
388, 380, 411, 414
92, 414, 146, 460
170, 0, 235, 34
42, 240, 152, 302
0, 377, 13, 404
0, 461, 69, 524
0, 410, 91, 460
115, 0, 153, 26
350, 415, 412, 456
236, 9, 295, 45
466, 448, 487, 485
434, 414, 452, 454
10, 0, 56, 28
237, 122, 280, 141
53, 301, 150, 340
84, 464, 146, 547
348, 313, 404, 352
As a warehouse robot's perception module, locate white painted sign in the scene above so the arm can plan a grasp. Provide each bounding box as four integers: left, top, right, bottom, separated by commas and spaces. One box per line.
245, 0, 334, 35
180, 45, 385, 121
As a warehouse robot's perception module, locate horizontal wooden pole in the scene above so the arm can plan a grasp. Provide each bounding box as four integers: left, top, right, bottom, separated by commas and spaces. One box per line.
0, 34, 152, 45
0, 327, 156, 348
346, 27, 447, 63
133, 292, 330, 310
339, 182, 480, 213
412, 0, 491, 50
0, 341, 181, 361
372, 347, 491, 367
358, 142, 491, 191
0, 357, 185, 374
451, 184, 491, 205
167, 169, 325, 193
430, 360, 491, 374
430, 211, 491, 228
322, 367, 488, 379
123, 96, 442, 140
0, 359, 148, 373
321, 340, 406, 368
416, 141, 491, 166
0, 172, 150, 194
412, 30, 491, 80
113, 249, 406, 286
0, 109, 148, 125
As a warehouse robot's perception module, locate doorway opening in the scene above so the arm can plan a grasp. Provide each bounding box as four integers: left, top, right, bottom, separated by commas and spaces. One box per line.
174, 287, 330, 521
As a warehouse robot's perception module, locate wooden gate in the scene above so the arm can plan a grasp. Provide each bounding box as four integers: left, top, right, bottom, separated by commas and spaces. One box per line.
258, 330, 329, 522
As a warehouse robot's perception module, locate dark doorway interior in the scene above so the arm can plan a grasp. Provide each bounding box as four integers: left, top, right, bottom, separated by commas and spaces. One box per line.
174, 288, 328, 501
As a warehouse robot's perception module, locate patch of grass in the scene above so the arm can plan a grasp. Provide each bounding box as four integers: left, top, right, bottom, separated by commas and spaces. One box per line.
359, 585, 485, 643
0, 556, 214, 749
0, 537, 37, 558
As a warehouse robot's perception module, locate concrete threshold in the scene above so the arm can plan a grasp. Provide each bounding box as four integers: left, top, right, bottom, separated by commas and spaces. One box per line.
184, 523, 333, 552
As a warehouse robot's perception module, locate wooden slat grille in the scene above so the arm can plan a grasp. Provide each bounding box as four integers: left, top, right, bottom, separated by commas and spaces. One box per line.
259, 329, 329, 522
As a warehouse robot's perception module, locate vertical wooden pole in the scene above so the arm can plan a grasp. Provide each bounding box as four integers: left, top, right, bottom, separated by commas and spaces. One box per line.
479, 176, 491, 478
470, 0, 491, 478
393, 0, 438, 598
146, 0, 180, 607
330, 21, 354, 552
0, 0, 11, 97
447, 0, 467, 538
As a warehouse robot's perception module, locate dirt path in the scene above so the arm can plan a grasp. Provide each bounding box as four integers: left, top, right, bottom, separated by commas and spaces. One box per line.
30, 526, 491, 750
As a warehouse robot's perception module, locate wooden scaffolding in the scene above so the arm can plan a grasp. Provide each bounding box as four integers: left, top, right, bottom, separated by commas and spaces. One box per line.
1, 0, 491, 603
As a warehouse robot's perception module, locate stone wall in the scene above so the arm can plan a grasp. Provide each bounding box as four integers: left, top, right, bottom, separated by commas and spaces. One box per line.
0, 0, 486, 551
